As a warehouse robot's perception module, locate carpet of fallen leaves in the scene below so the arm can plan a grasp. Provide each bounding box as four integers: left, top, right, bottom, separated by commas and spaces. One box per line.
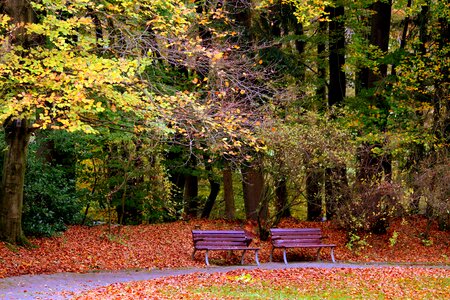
0, 215, 449, 279
73, 268, 450, 299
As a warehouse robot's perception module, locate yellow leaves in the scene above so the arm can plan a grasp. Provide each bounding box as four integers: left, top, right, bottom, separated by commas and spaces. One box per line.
211, 51, 224, 63
272, 0, 331, 26
0, 14, 11, 28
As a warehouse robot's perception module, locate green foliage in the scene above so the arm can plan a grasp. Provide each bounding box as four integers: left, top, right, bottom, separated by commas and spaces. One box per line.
389, 230, 399, 247
345, 232, 370, 252
22, 137, 83, 237
76, 132, 175, 225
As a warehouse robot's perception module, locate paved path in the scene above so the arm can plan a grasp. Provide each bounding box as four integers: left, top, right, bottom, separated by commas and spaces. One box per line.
1, 262, 449, 299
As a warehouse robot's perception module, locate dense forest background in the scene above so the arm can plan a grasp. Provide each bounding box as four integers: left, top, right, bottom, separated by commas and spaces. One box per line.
0, 0, 448, 244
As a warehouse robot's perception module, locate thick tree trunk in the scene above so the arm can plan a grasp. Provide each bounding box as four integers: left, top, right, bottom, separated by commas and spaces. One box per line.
434, 4, 450, 145
328, 5, 346, 106
0, 121, 31, 244
223, 164, 235, 220
356, 1, 392, 94
356, 1, 393, 182
0, 0, 36, 244
201, 162, 220, 218
201, 178, 220, 219
275, 179, 291, 218
325, 4, 348, 219
242, 161, 265, 221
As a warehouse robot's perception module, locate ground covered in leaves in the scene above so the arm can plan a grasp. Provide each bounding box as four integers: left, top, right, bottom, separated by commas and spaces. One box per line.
1, 215, 449, 279
74, 268, 450, 299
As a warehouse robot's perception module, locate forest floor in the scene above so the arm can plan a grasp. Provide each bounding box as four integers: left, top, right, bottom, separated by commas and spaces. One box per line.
0, 215, 449, 299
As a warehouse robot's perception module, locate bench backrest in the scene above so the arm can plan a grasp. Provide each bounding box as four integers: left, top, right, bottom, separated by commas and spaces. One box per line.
192, 230, 252, 248
270, 228, 323, 246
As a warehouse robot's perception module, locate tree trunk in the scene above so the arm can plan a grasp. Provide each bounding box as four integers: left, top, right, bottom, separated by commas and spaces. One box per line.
328, 4, 346, 106
356, 1, 392, 94
223, 164, 235, 220
356, 1, 393, 182
184, 173, 199, 218
325, 4, 348, 220
434, 3, 450, 145
0, 0, 36, 244
316, 20, 327, 106
201, 162, 220, 219
0, 121, 31, 244
242, 161, 265, 221
275, 179, 291, 218
306, 167, 323, 221
391, 0, 412, 75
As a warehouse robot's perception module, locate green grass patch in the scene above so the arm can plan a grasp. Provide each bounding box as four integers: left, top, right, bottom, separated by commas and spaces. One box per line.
178, 270, 450, 300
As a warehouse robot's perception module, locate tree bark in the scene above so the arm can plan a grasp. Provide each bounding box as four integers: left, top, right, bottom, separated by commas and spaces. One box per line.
0, 121, 31, 244
356, 1, 393, 182
316, 20, 327, 105
0, 0, 36, 244
275, 179, 291, 218
201, 162, 220, 219
184, 173, 199, 218
242, 160, 265, 221
223, 164, 235, 220
434, 3, 450, 145
328, 5, 346, 106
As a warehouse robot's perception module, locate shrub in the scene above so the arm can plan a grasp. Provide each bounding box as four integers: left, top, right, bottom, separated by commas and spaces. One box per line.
335, 181, 404, 234
414, 155, 450, 231
23, 158, 83, 237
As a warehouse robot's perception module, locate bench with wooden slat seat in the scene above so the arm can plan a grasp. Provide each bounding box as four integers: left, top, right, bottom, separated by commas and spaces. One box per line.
270, 228, 336, 265
192, 230, 260, 266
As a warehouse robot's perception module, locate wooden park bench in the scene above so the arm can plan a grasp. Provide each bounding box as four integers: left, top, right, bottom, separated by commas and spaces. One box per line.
192, 230, 260, 266
270, 228, 336, 264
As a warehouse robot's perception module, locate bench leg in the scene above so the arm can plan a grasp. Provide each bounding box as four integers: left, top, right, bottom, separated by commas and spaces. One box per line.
282, 248, 288, 265
255, 250, 260, 266
240, 250, 247, 265
192, 249, 196, 260
316, 248, 322, 261
330, 247, 336, 263
205, 250, 210, 266
270, 247, 274, 262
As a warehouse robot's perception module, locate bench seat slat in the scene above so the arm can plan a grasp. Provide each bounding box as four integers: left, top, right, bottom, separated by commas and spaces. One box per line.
196, 242, 249, 247
194, 236, 250, 241
273, 243, 336, 248
271, 233, 322, 237
195, 246, 259, 250
272, 236, 322, 241
270, 228, 322, 234
273, 239, 324, 245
